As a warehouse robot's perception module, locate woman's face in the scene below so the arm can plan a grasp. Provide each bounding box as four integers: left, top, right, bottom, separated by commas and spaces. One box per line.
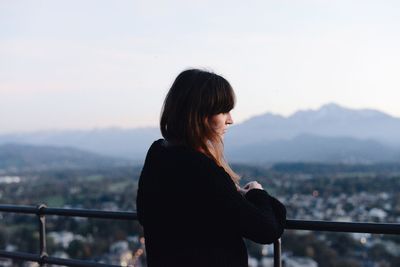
209, 112, 234, 138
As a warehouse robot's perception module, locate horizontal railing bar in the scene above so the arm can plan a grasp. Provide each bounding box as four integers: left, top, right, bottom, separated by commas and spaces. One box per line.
2, 205, 400, 234
0, 205, 38, 214
286, 219, 400, 235
0, 250, 40, 262
45, 207, 137, 220
45, 256, 121, 267
0, 204, 136, 220
0, 250, 121, 267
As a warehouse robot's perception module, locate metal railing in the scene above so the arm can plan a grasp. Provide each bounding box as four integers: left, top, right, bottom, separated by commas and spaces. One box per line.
0, 204, 136, 267
1, 204, 400, 267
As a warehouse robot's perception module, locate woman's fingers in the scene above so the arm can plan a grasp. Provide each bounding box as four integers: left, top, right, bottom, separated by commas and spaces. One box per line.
243, 181, 263, 190
238, 181, 265, 196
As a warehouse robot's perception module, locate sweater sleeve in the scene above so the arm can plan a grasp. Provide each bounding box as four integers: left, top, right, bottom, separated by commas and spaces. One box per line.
208, 165, 286, 244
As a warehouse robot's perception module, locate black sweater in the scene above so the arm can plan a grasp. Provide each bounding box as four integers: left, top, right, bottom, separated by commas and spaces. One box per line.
136, 139, 286, 267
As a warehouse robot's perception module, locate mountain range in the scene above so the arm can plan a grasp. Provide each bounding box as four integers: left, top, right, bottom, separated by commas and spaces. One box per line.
1, 103, 400, 164
0, 143, 129, 173
224, 103, 400, 163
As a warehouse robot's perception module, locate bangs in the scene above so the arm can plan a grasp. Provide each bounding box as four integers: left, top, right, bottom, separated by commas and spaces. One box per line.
205, 75, 236, 115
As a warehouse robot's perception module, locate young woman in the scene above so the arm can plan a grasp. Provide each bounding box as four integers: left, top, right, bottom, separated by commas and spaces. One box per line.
136, 69, 286, 267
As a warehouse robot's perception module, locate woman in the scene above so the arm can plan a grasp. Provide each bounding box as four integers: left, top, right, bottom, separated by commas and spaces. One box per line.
136, 69, 286, 267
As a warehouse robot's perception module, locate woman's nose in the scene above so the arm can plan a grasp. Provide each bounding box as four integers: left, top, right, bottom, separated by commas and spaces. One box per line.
226, 113, 234, 125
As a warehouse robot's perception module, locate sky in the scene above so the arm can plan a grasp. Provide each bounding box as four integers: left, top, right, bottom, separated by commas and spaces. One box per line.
1, 0, 400, 133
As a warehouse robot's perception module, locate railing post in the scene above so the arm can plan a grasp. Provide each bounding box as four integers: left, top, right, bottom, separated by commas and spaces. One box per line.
273, 239, 282, 267
37, 204, 48, 266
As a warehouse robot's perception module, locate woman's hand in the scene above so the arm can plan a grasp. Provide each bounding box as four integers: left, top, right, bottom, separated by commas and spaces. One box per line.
237, 181, 263, 195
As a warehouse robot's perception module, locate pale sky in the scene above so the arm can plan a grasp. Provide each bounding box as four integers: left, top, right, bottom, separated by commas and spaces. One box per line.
1, 0, 400, 133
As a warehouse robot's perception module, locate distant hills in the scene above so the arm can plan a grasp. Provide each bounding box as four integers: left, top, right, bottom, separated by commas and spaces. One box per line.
0, 128, 160, 163
226, 134, 400, 164
0, 143, 130, 173
1, 103, 400, 164
224, 103, 400, 163
225, 103, 400, 147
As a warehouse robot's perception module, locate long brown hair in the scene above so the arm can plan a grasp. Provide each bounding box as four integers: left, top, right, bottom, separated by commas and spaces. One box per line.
160, 69, 240, 182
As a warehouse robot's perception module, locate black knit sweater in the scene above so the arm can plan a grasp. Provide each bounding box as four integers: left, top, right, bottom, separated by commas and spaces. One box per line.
136, 139, 286, 267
